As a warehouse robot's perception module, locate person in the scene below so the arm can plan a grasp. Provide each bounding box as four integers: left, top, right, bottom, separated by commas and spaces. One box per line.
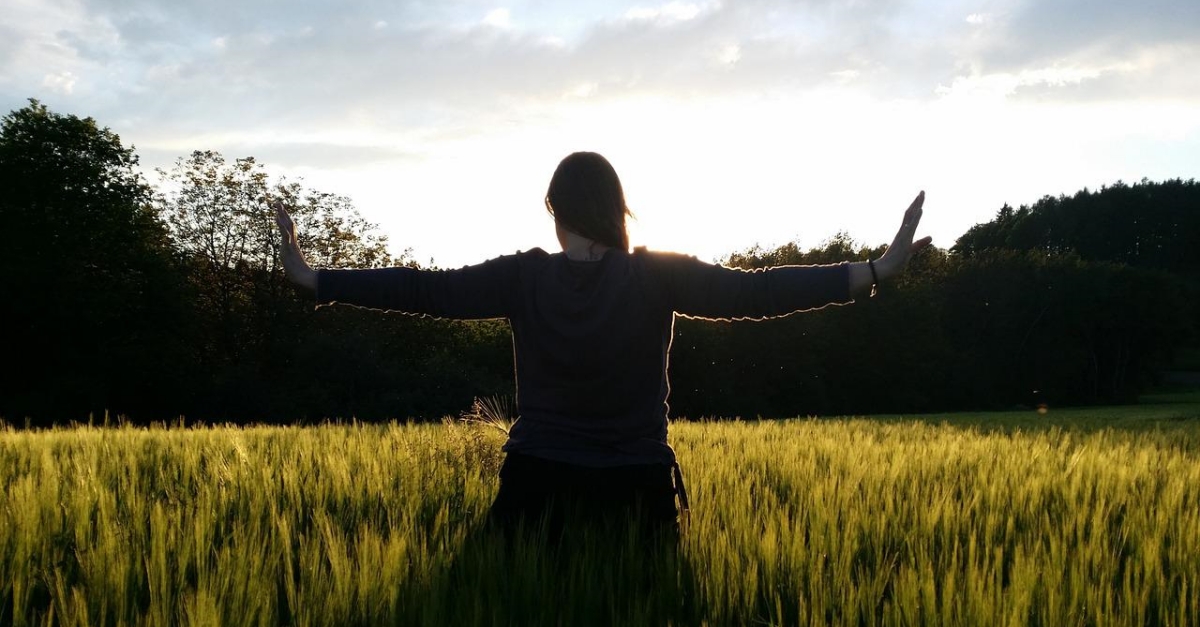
273, 151, 930, 540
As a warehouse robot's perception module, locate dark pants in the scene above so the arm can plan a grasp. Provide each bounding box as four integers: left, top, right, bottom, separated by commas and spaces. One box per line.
487, 452, 680, 541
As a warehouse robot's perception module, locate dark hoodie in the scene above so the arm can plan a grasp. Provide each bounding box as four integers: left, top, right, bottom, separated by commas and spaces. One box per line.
316, 247, 851, 466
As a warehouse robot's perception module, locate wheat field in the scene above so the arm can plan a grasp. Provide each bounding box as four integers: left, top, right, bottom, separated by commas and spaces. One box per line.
2, 398, 1199, 626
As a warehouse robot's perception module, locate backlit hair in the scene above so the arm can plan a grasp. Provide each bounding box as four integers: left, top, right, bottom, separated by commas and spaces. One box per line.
545, 152, 632, 250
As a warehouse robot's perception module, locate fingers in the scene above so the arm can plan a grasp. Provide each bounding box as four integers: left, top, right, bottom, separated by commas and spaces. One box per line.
902, 191, 925, 230
271, 200, 294, 240
889, 191, 924, 247
884, 191, 930, 267
902, 189, 931, 259
908, 190, 925, 211
910, 235, 933, 254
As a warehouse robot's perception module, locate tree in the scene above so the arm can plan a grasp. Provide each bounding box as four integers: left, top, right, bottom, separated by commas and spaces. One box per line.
0, 99, 178, 423
153, 150, 400, 419
158, 151, 393, 272
953, 179, 1200, 379
953, 179, 1200, 277
156, 151, 393, 339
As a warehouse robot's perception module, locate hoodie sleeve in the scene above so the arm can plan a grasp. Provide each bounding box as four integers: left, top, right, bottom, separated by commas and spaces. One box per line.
315, 254, 521, 320
642, 250, 852, 320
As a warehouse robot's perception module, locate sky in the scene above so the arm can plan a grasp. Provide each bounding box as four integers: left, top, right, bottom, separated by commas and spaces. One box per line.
2, 0, 1198, 268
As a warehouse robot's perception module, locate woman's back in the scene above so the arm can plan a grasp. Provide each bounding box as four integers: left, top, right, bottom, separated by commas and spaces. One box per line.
508, 248, 676, 466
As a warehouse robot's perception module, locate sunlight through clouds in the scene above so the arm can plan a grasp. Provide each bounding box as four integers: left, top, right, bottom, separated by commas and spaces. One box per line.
935, 65, 1112, 101
1, 0, 1197, 267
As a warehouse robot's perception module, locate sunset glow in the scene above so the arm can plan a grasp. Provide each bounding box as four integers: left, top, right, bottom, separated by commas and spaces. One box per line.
3, 0, 1197, 266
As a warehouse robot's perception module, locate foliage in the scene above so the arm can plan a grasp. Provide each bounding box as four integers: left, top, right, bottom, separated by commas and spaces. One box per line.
953, 178, 1200, 277
0, 99, 181, 421
151, 150, 405, 422
156, 150, 393, 274
2, 403, 1199, 626
939, 250, 1192, 407
724, 231, 874, 268
952, 178, 1200, 392
670, 194, 1198, 417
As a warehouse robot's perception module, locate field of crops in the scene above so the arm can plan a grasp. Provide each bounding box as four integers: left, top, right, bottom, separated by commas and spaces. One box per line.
3, 397, 1199, 626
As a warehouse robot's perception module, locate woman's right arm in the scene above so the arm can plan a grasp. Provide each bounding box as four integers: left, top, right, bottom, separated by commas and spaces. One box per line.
273, 202, 516, 319
275, 202, 317, 291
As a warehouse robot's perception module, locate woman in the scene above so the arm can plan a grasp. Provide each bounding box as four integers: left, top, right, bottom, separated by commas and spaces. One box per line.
274, 151, 930, 538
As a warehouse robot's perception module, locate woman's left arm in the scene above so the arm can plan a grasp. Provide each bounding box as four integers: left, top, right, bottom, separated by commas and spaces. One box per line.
649, 191, 932, 320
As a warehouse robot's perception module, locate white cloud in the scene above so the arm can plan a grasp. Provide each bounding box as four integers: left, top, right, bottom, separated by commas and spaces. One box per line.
144, 63, 181, 82
712, 43, 740, 68
482, 8, 511, 29
565, 82, 599, 99
41, 71, 77, 94
976, 0, 1200, 72
936, 65, 1109, 101
624, 2, 708, 24
829, 69, 859, 84
7, 0, 1190, 143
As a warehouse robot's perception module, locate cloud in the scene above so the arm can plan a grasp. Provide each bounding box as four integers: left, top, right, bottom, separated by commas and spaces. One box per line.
4, 0, 1196, 269
41, 71, 78, 95
482, 8, 512, 29
624, 2, 709, 23
141, 141, 419, 172
958, 0, 1200, 93
5, 0, 939, 120
1008, 45, 1200, 103
2, 0, 1196, 172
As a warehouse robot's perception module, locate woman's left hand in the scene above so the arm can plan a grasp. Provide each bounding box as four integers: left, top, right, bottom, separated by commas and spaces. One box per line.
875, 191, 932, 280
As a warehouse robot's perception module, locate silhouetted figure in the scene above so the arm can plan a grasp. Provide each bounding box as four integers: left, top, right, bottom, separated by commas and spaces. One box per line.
274, 152, 930, 539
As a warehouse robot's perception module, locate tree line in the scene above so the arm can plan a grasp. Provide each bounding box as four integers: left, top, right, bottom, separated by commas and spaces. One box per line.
1, 100, 1196, 426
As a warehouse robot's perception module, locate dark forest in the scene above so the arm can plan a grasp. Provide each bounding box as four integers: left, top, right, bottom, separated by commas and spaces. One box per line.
3, 100, 1197, 426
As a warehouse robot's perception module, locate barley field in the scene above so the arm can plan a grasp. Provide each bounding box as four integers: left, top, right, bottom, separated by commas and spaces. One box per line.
2, 397, 1199, 626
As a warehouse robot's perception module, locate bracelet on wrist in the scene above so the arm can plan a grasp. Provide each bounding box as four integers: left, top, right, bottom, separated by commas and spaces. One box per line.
868, 258, 879, 298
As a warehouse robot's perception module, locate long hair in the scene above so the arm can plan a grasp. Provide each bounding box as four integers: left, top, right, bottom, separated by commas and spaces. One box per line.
545, 152, 632, 250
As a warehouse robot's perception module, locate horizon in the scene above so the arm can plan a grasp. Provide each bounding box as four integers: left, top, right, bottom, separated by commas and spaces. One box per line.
3, 0, 1198, 267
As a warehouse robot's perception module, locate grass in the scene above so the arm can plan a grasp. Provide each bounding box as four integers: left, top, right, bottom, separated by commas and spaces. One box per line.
1, 399, 1199, 626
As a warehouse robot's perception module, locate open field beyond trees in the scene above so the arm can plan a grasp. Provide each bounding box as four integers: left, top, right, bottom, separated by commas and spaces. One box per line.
3, 397, 1199, 626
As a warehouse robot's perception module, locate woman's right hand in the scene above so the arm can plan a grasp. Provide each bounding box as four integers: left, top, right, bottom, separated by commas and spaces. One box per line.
272, 201, 317, 291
